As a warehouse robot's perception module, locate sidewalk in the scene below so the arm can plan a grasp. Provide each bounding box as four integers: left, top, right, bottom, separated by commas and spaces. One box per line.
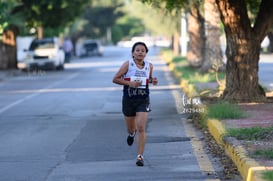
199, 54, 273, 181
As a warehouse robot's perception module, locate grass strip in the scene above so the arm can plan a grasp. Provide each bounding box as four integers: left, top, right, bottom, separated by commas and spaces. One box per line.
253, 149, 273, 159
262, 171, 273, 181
226, 126, 273, 140
207, 101, 247, 119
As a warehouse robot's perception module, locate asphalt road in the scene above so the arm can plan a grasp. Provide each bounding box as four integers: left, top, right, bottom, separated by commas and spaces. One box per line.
0, 46, 222, 181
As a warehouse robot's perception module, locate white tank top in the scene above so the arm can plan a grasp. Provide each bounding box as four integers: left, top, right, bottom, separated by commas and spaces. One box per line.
123, 59, 150, 89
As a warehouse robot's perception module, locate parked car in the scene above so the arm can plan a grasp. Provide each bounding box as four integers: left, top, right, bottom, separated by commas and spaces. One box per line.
76, 39, 103, 57
17, 37, 65, 71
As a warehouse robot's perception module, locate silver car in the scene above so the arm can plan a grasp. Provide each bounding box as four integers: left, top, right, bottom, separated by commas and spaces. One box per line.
77, 40, 103, 57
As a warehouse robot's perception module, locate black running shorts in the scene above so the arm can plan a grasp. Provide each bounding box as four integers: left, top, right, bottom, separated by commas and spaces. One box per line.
122, 96, 151, 117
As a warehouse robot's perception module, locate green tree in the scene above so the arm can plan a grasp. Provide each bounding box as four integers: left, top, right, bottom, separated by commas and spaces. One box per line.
133, 0, 181, 55
115, 16, 145, 39
144, 0, 273, 102
0, 0, 88, 69
111, 25, 123, 44
125, 0, 178, 37
0, 0, 17, 34
80, 5, 124, 41
0, 0, 20, 69
141, 0, 223, 67
68, 0, 125, 44
12, 0, 89, 38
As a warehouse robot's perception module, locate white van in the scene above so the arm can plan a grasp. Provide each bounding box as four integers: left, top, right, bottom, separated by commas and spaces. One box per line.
17, 37, 65, 70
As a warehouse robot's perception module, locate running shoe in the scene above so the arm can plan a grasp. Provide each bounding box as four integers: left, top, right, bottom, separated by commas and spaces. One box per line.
127, 130, 136, 146
136, 155, 144, 166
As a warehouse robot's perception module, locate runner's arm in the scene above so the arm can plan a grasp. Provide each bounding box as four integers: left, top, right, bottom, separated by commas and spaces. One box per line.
112, 61, 130, 86
149, 63, 158, 85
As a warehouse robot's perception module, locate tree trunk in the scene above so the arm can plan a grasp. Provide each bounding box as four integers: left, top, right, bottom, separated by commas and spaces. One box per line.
0, 43, 9, 69
187, 1, 205, 67
1, 26, 19, 69
201, 0, 223, 72
223, 35, 264, 102
173, 31, 180, 56
37, 26, 43, 39
216, 0, 273, 102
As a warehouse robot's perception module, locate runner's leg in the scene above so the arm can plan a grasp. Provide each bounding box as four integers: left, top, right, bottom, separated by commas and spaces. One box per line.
125, 116, 136, 134
136, 112, 148, 155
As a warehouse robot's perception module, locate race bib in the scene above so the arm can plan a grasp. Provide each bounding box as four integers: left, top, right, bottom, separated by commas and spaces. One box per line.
130, 76, 147, 89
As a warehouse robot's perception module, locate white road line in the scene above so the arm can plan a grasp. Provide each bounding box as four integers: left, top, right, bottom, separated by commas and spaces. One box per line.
0, 72, 79, 114
0, 84, 180, 94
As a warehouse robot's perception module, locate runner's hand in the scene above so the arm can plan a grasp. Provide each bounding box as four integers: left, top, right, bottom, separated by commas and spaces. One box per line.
151, 77, 158, 85
129, 81, 142, 88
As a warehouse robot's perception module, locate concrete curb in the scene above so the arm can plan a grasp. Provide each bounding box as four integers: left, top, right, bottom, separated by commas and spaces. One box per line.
207, 119, 273, 181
